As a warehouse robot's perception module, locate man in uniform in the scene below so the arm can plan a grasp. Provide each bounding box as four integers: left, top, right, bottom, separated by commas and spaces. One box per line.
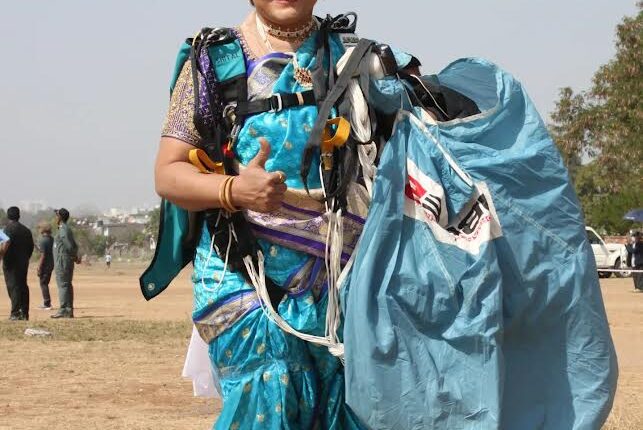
52, 208, 78, 319
36, 223, 55, 310
2, 207, 34, 320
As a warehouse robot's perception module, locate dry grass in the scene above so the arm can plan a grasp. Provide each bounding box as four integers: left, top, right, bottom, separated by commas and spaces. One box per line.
0, 330, 218, 430
0, 319, 192, 342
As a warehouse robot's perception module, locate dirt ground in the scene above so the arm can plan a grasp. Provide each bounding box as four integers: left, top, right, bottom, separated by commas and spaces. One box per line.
0, 262, 640, 429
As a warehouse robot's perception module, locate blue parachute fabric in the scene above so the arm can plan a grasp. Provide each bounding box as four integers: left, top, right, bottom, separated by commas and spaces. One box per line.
344, 58, 617, 430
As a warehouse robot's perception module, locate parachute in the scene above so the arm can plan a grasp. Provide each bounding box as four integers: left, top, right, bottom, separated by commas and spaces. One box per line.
343, 58, 618, 430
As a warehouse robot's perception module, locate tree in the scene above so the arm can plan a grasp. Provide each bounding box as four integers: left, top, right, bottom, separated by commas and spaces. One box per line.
574, 163, 641, 234
549, 87, 589, 182
0, 208, 6, 228
585, 4, 642, 182
145, 206, 161, 236
73, 227, 111, 257
550, 4, 642, 233
125, 229, 147, 248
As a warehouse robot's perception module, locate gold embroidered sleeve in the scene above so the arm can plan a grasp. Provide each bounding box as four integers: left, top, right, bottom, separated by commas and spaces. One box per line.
161, 61, 202, 146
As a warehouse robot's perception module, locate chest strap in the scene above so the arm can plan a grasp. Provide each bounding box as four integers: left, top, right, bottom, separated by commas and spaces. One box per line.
235, 90, 316, 117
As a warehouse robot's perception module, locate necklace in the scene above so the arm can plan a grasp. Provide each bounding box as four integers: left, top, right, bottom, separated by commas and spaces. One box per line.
255, 14, 315, 89
264, 18, 315, 41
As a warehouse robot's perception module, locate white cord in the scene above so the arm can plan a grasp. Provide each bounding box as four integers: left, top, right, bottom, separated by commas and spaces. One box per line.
325, 208, 345, 361
407, 73, 450, 119
243, 252, 344, 351
336, 48, 378, 197
319, 164, 346, 360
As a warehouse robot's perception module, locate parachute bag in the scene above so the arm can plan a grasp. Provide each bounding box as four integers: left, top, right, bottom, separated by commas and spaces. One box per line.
344, 107, 505, 429
344, 58, 617, 430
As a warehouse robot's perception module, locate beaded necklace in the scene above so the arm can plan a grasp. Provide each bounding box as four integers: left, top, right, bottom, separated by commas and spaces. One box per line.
265, 18, 316, 41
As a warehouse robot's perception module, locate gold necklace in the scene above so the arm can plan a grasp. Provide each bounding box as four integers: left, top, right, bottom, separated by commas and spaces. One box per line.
265, 19, 315, 41
255, 14, 315, 89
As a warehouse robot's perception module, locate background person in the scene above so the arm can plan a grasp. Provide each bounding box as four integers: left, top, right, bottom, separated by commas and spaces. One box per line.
36, 223, 55, 310
0, 229, 8, 260
2, 207, 34, 321
52, 208, 79, 319
626, 231, 643, 292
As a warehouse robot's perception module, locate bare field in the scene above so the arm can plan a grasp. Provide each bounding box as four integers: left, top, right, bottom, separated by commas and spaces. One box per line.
0, 262, 641, 429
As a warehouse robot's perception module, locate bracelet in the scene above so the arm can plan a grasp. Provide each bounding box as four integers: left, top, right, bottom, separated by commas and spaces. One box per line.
225, 176, 238, 213
219, 176, 239, 213
219, 176, 232, 212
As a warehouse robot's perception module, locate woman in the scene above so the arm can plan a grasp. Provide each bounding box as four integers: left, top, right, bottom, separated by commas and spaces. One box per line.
155, 1, 413, 428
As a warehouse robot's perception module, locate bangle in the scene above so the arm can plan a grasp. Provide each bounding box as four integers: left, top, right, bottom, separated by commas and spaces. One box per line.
218, 176, 231, 212
224, 176, 237, 213
227, 177, 239, 213
219, 176, 239, 213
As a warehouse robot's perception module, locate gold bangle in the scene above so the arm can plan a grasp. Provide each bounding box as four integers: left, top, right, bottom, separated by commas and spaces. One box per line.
226, 177, 239, 213
219, 176, 232, 212
224, 177, 236, 213
219, 176, 238, 213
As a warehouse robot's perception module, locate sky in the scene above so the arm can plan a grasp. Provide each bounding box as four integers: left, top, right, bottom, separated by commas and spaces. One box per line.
0, 0, 638, 212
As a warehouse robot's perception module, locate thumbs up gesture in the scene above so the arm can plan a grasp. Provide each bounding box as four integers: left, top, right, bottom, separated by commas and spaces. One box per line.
231, 138, 287, 213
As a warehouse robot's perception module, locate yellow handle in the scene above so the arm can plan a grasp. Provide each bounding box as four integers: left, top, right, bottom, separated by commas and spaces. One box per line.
189, 149, 224, 174
322, 117, 351, 153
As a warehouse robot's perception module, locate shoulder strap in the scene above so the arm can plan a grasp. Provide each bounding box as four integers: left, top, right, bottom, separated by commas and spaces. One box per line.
140, 31, 247, 301
207, 37, 246, 82
186, 29, 288, 309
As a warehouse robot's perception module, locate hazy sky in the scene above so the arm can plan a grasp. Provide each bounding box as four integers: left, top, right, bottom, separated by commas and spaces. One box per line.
0, 0, 637, 211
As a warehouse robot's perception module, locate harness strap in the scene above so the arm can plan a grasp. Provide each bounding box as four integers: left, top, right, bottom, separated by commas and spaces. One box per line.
235, 90, 316, 116
185, 28, 288, 308
301, 38, 376, 192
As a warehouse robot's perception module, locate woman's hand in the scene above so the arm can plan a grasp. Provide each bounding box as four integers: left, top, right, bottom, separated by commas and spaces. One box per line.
232, 138, 287, 213
155, 137, 286, 213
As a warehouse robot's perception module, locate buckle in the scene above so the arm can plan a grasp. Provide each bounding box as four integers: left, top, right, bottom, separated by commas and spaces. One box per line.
270, 94, 283, 112
326, 13, 358, 33
203, 27, 235, 46
230, 123, 242, 145
223, 104, 237, 122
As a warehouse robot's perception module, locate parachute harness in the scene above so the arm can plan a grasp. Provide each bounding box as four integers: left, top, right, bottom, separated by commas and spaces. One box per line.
241, 17, 385, 359
190, 15, 387, 360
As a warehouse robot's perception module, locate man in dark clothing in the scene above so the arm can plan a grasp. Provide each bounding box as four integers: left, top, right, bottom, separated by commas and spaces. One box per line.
2, 207, 34, 320
36, 224, 55, 310
52, 208, 78, 319
626, 231, 643, 292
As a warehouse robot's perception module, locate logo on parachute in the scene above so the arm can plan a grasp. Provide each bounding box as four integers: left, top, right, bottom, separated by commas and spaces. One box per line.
404, 160, 503, 255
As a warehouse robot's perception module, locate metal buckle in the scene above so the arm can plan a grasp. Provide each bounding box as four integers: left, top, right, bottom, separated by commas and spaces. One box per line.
328, 12, 358, 33
270, 94, 283, 112
230, 123, 242, 145
203, 27, 235, 47
223, 104, 237, 123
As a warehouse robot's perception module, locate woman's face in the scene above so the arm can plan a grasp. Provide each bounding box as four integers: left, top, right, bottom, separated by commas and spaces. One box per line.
253, 0, 317, 26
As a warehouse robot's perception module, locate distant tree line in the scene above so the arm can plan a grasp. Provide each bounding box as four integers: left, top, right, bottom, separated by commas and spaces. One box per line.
550, 3, 642, 234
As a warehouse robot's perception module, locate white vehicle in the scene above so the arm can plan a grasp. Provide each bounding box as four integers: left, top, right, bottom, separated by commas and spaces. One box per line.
585, 227, 629, 278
